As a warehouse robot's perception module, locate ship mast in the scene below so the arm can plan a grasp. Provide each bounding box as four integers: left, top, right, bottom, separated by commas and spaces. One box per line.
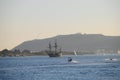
54, 39, 57, 54
48, 42, 52, 52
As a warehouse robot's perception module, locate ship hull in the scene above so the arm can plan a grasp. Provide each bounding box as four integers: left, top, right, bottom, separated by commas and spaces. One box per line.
47, 53, 62, 57
46, 51, 62, 57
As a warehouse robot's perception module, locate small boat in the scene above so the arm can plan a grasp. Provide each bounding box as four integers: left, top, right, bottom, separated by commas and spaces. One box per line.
105, 58, 117, 63
45, 40, 62, 57
68, 51, 78, 63
68, 57, 78, 63
68, 57, 72, 62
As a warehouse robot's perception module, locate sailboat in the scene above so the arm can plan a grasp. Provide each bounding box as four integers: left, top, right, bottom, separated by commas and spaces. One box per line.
45, 40, 62, 57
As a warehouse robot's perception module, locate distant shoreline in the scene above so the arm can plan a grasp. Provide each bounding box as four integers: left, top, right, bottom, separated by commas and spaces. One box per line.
0, 51, 95, 57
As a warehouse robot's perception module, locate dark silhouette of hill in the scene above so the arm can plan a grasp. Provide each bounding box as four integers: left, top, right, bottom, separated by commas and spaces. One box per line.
12, 33, 120, 52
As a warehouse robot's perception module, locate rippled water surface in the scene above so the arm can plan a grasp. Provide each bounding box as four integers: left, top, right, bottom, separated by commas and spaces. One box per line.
0, 54, 120, 80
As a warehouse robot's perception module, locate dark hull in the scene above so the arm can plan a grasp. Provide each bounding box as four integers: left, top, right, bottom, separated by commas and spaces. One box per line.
46, 51, 62, 57
48, 53, 62, 57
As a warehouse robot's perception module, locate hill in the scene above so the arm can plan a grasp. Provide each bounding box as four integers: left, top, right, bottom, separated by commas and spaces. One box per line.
12, 33, 120, 53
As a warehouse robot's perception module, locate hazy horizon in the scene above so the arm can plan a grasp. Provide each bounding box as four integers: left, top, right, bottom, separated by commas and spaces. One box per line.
0, 0, 120, 50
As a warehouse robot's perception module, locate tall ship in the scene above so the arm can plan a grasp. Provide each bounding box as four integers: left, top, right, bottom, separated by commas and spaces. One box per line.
46, 40, 62, 57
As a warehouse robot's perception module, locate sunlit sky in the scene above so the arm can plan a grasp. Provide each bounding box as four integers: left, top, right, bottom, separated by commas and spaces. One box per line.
0, 0, 120, 50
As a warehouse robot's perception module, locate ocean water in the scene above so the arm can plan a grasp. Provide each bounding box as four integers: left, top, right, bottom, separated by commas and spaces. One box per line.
0, 54, 120, 80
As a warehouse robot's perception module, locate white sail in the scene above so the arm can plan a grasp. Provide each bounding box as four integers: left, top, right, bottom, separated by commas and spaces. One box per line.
74, 50, 77, 56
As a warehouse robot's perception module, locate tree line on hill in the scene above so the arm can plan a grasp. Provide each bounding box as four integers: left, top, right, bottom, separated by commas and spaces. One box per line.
0, 49, 46, 57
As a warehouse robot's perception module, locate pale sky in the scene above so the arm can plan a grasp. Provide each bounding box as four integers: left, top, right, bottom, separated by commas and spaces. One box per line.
0, 0, 120, 50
